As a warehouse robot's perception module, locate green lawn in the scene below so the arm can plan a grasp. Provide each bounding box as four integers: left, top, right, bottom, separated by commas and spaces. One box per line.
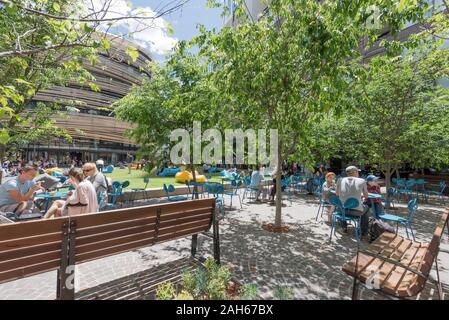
104, 169, 223, 189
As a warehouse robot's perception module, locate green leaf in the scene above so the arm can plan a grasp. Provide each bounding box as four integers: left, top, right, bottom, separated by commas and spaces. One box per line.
0, 129, 10, 145
88, 82, 101, 92
0, 96, 8, 108
125, 47, 139, 62
101, 39, 111, 51
52, 2, 60, 12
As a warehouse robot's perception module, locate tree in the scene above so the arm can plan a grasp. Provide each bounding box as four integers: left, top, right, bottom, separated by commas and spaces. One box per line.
0, 0, 189, 159
308, 44, 449, 187
114, 41, 218, 186
193, 0, 428, 230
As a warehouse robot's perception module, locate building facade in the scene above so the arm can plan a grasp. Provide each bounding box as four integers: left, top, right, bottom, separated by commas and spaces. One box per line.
23, 37, 151, 166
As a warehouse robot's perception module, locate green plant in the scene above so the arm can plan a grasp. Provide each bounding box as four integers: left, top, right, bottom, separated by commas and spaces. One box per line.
194, 268, 209, 297
207, 278, 226, 300
174, 290, 194, 300
273, 286, 294, 300
204, 256, 220, 274
181, 270, 196, 294
156, 281, 176, 300
240, 284, 258, 300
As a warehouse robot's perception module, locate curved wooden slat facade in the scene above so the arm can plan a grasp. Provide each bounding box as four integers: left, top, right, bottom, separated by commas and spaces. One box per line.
26, 36, 150, 161
52, 113, 135, 145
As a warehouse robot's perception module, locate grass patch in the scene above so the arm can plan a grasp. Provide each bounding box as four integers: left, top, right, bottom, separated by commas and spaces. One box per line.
104, 169, 223, 189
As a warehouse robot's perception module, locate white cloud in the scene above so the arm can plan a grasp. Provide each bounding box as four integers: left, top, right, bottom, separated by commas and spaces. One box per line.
84, 0, 178, 55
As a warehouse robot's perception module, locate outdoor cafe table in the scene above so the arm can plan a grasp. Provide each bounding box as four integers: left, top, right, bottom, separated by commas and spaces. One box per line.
34, 191, 69, 213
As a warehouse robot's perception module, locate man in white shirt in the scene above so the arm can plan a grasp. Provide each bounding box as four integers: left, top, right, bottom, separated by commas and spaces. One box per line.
336, 166, 370, 236
250, 166, 264, 201
96, 158, 105, 172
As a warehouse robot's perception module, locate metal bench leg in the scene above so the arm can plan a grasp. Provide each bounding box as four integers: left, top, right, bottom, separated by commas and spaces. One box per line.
435, 257, 443, 300
191, 234, 198, 257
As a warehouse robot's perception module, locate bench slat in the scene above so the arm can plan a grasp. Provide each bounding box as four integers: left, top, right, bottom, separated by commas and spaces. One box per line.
159, 206, 214, 222
382, 242, 426, 296
0, 259, 61, 284
158, 218, 212, 237
0, 249, 61, 273
0, 241, 61, 262
75, 237, 155, 264
76, 224, 156, 247
0, 233, 62, 253
73, 208, 157, 229
357, 235, 407, 284
158, 212, 212, 230
156, 224, 212, 243
75, 230, 156, 256
75, 217, 156, 238
0, 218, 68, 242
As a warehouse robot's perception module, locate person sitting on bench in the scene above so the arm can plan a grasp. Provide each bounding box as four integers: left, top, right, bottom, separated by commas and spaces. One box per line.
0, 163, 44, 215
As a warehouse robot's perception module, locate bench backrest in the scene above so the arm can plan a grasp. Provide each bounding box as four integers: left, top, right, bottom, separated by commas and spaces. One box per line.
0, 217, 70, 284
0, 198, 216, 286
73, 198, 215, 264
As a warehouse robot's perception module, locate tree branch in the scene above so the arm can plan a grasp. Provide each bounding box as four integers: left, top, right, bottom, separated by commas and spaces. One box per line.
0, 0, 190, 23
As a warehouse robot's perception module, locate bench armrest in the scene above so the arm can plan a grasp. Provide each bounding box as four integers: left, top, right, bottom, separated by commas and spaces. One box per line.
357, 249, 430, 281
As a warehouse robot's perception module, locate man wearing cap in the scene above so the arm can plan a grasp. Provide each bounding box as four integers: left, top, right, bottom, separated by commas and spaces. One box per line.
336, 166, 370, 237
366, 175, 382, 219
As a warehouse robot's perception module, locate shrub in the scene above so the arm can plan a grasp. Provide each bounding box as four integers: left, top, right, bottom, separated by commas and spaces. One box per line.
273, 286, 294, 300
240, 284, 258, 300
156, 282, 175, 300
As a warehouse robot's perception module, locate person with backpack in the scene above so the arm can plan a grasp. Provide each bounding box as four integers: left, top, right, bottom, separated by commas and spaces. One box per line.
82, 162, 108, 209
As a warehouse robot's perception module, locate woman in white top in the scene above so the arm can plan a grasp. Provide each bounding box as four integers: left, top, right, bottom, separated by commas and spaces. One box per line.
44, 168, 98, 218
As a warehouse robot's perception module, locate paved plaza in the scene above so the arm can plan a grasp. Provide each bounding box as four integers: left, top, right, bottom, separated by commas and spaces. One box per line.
1, 192, 448, 300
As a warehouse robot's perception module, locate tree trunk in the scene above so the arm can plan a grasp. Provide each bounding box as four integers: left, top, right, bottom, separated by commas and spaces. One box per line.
384, 164, 392, 189
189, 162, 198, 200
384, 164, 393, 209
274, 149, 283, 228
395, 166, 400, 180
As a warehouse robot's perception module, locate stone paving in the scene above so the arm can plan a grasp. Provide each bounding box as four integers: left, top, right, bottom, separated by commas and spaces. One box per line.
0, 192, 448, 300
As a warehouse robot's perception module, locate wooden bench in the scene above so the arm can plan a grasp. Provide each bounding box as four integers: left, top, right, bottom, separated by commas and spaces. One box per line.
342, 209, 449, 299
0, 198, 219, 300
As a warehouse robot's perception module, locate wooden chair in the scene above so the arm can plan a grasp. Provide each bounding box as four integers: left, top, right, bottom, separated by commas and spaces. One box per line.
342, 209, 449, 299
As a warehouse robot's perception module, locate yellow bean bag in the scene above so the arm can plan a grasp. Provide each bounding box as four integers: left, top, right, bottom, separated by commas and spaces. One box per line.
175, 171, 207, 183
45, 168, 64, 175
175, 170, 193, 183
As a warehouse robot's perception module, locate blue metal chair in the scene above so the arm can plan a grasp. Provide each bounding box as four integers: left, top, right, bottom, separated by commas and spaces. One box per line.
426, 181, 447, 205
204, 182, 225, 217
242, 176, 259, 201
187, 181, 206, 199
315, 184, 331, 221
397, 180, 414, 201
293, 175, 307, 193
281, 176, 292, 205
329, 195, 362, 243
131, 177, 150, 201
384, 187, 397, 209
414, 178, 428, 202
106, 181, 123, 209
163, 184, 188, 202
224, 179, 242, 209
379, 198, 418, 241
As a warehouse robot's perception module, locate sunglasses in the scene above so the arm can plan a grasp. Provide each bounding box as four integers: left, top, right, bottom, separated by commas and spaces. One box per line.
83, 169, 93, 173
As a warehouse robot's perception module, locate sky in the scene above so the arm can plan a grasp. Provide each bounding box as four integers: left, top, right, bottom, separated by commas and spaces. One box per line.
95, 0, 225, 62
